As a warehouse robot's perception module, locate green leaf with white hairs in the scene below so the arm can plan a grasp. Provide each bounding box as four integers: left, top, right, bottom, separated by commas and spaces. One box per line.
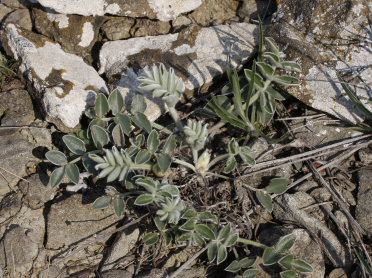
243, 269, 259, 278
95, 93, 109, 118
276, 234, 296, 252
49, 166, 66, 187
131, 93, 147, 114
92, 196, 112, 209
134, 194, 154, 206
224, 156, 237, 173
280, 61, 302, 72
273, 75, 300, 86
217, 245, 228, 265
207, 242, 218, 262
278, 254, 294, 269
197, 212, 218, 224
224, 233, 239, 247
163, 134, 177, 154
108, 89, 124, 115
256, 191, 273, 212
62, 135, 86, 155
91, 125, 109, 148
291, 259, 313, 273
113, 197, 125, 216
262, 247, 282, 265
225, 260, 241, 273
46, 150, 67, 166
132, 112, 152, 133
157, 153, 171, 172
179, 219, 196, 231
112, 124, 126, 147
265, 37, 280, 55
147, 129, 159, 153
280, 270, 299, 278
143, 232, 159, 245
195, 224, 216, 240
256, 62, 275, 79
134, 149, 150, 164
65, 164, 79, 184
266, 178, 291, 194
218, 223, 231, 240
116, 113, 132, 135
239, 257, 257, 268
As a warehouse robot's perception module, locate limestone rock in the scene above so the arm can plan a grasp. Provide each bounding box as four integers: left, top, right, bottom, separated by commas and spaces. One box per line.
99, 23, 257, 121
102, 229, 139, 271
274, 192, 352, 267
29, 0, 203, 21
32, 7, 105, 62
0, 132, 36, 199
46, 194, 118, 250
1, 0, 31, 9
0, 192, 22, 224
100, 270, 132, 278
18, 174, 56, 209
267, 0, 372, 123
188, 0, 239, 26
356, 169, 372, 239
101, 17, 134, 41
0, 225, 40, 277
0, 89, 35, 126
0, 4, 13, 22
2, 24, 108, 131
3, 8, 32, 30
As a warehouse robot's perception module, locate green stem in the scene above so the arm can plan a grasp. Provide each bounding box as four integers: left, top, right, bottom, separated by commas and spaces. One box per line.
208, 153, 230, 169
168, 106, 184, 133
192, 149, 199, 165
173, 158, 196, 172
205, 172, 229, 180
237, 238, 268, 248
131, 164, 152, 171
69, 157, 82, 164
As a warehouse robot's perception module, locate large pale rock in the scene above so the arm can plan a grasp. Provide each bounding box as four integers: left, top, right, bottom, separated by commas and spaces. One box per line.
29, 0, 202, 21
2, 24, 108, 131
268, 0, 372, 123
99, 23, 257, 121
32, 7, 105, 62
3, 8, 32, 30
46, 194, 118, 250
0, 4, 13, 22
0, 225, 40, 277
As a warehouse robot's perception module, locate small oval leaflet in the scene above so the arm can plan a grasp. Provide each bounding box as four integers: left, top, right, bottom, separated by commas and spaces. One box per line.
46, 150, 67, 166
63, 135, 86, 155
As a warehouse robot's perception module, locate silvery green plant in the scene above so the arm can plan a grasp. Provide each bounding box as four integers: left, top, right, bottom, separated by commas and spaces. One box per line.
208, 23, 301, 136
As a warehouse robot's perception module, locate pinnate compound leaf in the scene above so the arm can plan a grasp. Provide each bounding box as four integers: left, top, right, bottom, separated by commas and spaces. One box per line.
195, 224, 216, 240
243, 269, 259, 278
276, 234, 296, 253
113, 197, 125, 216
256, 191, 273, 212
46, 150, 67, 166
108, 89, 124, 115
280, 270, 299, 278
132, 112, 152, 133
266, 178, 291, 194
63, 135, 86, 155
92, 196, 112, 209
95, 93, 109, 118
225, 260, 241, 273
91, 125, 109, 148
291, 259, 313, 273
262, 247, 281, 265
143, 232, 159, 245
134, 194, 154, 206
65, 164, 79, 184
217, 245, 228, 265
49, 166, 66, 187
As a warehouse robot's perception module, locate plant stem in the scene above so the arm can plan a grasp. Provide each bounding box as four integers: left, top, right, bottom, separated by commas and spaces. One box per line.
168, 106, 184, 133
208, 153, 230, 169
192, 149, 198, 165
205, 172, 229, 180
69, 157, 82, 164
151, 122, 172, 135
173, 158, 196, 172
131, 164, 152, 171
237, 238, 268, 248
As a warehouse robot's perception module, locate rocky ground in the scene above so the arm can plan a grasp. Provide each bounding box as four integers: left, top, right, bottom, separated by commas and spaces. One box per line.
0, 0, 371, 277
